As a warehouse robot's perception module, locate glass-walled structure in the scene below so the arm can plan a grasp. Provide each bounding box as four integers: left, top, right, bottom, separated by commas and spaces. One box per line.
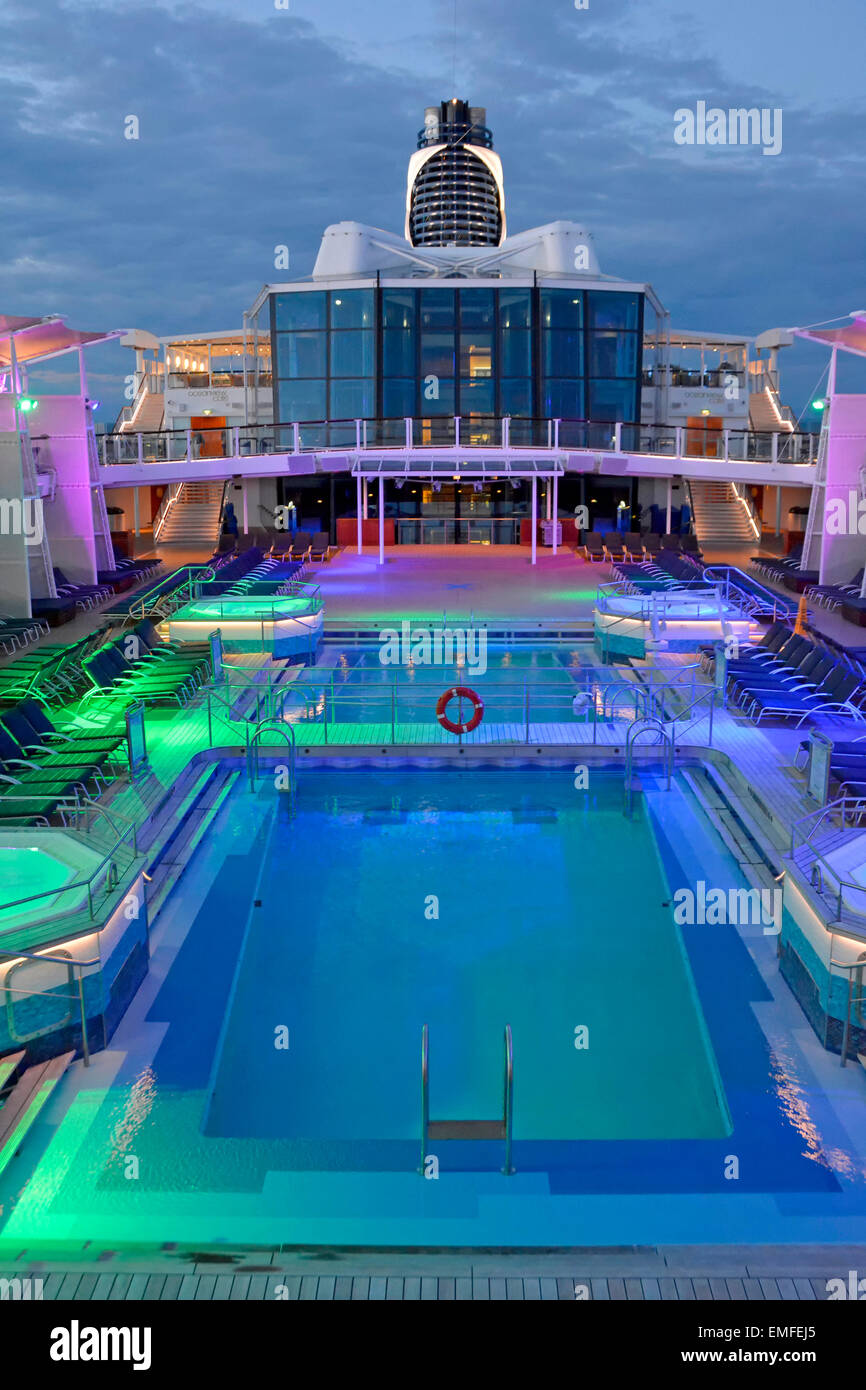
265, 283, 645, 427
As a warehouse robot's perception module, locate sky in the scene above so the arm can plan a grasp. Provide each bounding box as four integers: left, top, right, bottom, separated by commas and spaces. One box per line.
3, 0, 865, 418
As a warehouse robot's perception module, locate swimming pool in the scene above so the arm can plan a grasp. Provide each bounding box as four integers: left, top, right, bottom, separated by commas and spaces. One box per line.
285, 643, 627, 727
2, 762, 859, 1251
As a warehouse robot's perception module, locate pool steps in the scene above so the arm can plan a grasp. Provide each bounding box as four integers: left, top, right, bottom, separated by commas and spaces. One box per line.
142, 766, 241, 924
0, 1051, 75, 1179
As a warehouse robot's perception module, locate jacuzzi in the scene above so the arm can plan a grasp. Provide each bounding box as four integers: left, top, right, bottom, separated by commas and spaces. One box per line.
594, 587, 752, 658
168, 594, 324, 660
818, 835, 866, 916
0, 831, 108, 936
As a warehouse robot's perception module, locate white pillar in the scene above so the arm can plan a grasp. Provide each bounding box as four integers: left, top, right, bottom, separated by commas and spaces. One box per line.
546, 481, 552, 520
665, 477, 672, 534
552, 472, 559, 555
356, 474, 363, 554
133, 488, 140, 537
531, 475, 537, 566
362, 478, 368, 520
242, 480, 249, 533
378, 475, 385, 566
775, 485, 782, 537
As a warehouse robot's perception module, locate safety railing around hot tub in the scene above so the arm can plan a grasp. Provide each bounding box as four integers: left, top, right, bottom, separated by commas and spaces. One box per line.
789, 797, 866, 934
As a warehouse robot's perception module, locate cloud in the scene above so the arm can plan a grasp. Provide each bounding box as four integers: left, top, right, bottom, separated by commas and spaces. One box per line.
1, 0, 864, 419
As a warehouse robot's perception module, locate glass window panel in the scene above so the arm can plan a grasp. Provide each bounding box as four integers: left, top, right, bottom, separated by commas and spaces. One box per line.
273, 292, 327, 331
587, 291, 641, 330
330, 290, 375, 329
420, 333, 455, 377
278, 379, 326, 420
382, 289, 416, 330
459, 288, 495, 327
329, 379, 376, 418
499, 288, 532, 329
459, 332, 493, 378
383, 379, 415, 417
542, 378, 584, 418
420, 379, 455, 414
420, 288, 456, 329
500, 379, 532, 416
460, 378, 494, 413
589, 331, 638, 378
499, 328, 531, 377
543, 329, 583, 378
540, 289, 583, 330
588, 379, 637, 421
275, 332, 325, 378
383, 329, 416, 377
331, 330, 375, 377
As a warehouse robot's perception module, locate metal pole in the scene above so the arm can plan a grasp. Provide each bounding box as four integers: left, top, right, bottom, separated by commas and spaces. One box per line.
775, 485, 782, 537
552, 472, 559, 555
356, 474, 363, 554
665, 477, 672, 534
524, 678, 529, 743
391, 680, 396, 743
531, 475, 537, 565
841, 973, 854, 1067
78, 967, 90, 1067
378, 474, 385, 566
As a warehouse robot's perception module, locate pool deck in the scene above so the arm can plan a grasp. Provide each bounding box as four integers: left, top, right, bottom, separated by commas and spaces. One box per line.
5, 1245, 866, 1300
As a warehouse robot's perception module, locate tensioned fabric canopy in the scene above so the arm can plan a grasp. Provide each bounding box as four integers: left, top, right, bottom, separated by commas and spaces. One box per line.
792, 316, 866, 359
0, 315, 122, 370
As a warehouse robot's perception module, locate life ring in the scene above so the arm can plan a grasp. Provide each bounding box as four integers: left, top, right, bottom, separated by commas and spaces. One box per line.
436, 686, 484, 736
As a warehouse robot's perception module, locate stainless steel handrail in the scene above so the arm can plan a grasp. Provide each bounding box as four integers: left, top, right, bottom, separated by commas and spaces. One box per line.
503, 1023, 514, 1177
247, 718, 297, 812
0, 944, 102, 1066
624, 717, 674, 816
420, 1023, 429, 1174
829, 952, 866, 1067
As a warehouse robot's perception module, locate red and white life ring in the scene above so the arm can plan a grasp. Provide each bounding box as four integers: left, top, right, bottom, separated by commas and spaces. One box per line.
435, 686, 484, 736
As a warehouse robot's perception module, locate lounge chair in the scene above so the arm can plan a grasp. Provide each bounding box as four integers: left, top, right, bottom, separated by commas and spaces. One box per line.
580, 531, 605, 562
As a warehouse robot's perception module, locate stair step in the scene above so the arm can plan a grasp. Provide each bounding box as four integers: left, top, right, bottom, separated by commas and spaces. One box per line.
428, 1119, 506, 1140
0, 1051, 76, 1177
0, 1051, 26, 1092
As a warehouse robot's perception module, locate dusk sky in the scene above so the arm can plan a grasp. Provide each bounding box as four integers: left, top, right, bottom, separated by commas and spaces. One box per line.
3, 0, 865, 418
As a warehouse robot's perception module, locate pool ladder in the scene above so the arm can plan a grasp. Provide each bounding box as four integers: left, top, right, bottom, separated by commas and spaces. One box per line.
623, 718, 673, 817
419, 1024, 514, 1176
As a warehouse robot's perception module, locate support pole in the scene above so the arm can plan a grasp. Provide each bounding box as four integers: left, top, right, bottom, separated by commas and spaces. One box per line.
665, 477, 673, 535
362, 477, 369, 520
378, 474, 385, 566
531, 474, 537, 566
356, 474, 363, 554
775, 485, 782, 537
133, 488, 140, 537
552, 472, 559, 555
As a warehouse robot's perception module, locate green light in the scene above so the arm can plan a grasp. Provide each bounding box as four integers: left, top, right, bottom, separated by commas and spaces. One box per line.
19, 398, 37, 412
812, 399, 826, 411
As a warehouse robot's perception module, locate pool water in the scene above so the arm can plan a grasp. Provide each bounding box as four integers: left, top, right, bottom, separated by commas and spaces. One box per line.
1, 765, 856, 1250
208, 770, 726, 1144
289, 643, 623, 726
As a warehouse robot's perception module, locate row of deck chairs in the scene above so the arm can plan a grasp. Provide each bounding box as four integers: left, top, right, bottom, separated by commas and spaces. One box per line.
803, 569, 865, 611
580, 531, 702, 563
202, 556, 305, 597
611, 549, 706, 593
750, 546, 804, 585
0, 631, 108, 703
0, 614, 49, 657
721, 624, 866, 726
269, 531, 333, 563
80, 629, 212, 709
31, 553, 163, 627
0, 701, 130, 825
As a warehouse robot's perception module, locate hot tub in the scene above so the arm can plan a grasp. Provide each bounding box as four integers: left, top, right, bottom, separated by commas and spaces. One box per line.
168, 594, 323, 659
594, 588, 752, 657
0, 831, 107, 936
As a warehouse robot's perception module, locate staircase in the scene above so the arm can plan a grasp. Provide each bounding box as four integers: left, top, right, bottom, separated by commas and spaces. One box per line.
749, 386, 795, 433
689, 480, 757, 545
157, 482, 223, 545
119, 386, 164, 433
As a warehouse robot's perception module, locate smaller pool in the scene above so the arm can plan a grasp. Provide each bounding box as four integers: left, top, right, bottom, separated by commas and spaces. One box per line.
0, 831, 105, 934
169, 595, 323, 658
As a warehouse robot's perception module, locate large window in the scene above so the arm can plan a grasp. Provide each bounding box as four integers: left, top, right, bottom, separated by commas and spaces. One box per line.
271, 284, 642, 423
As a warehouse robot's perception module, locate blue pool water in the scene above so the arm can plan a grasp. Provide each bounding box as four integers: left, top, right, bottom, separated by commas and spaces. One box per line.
2, 765, 861, 1250
207, 769, 727, 1145
287, 643, 624, 725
